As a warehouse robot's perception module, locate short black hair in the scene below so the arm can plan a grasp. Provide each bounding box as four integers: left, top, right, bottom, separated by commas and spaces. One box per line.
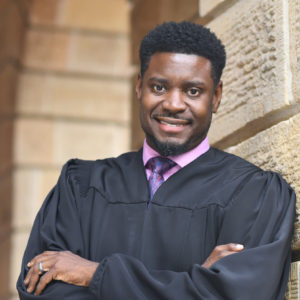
139, 21, 226, 86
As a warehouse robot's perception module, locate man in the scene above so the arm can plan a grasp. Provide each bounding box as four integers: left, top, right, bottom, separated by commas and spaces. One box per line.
17, 21, 295, 299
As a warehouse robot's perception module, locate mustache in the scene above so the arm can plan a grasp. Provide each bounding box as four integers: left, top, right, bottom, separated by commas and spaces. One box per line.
153, 113, 192, 122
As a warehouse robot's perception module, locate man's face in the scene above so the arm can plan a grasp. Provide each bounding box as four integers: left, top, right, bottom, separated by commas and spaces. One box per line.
136, 52, 222, 156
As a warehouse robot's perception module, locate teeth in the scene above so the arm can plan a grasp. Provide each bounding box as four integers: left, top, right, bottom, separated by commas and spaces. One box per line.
160, 120, 183, 127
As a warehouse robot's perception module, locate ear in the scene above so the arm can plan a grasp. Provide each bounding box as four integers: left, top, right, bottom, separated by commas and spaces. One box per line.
212, 80, 223, 113
135, 73, 142, 100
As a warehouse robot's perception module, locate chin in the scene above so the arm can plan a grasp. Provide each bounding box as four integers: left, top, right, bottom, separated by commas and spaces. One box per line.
147, 135, 190, 157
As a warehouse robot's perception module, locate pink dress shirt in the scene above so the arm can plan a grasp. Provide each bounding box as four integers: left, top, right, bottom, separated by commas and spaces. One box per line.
143, 137, 210, 181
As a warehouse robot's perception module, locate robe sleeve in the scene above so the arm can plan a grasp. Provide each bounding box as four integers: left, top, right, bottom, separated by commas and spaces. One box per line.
16, 160, 97, 299
88, 171, 295, 300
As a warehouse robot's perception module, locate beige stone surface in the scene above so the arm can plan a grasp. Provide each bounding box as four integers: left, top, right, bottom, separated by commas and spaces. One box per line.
29, 0, 129, 33
60, 0, 129, 33
13, 118, 55, 166
0, 0, 25, 62
290, 0, 300, 103
0, 119, 13, 175
0, 236, 11, 299
207, 0, 297, 147
16, 72, 131, 122
199, 0, 236, 17
29, 0, 60, 26
14, 118, 130, 166
0, 173, 12, 236
53, 121, 130, 163
22, 28, 130, 77
68, 33, 130, 77
12, 168, 60, 229
0, 0, 7, 11
0, 65, 18, 117
9, 229, 30, 295
22, 29, 71, 71
226, 113, 300, 249
285, 261, 300, 300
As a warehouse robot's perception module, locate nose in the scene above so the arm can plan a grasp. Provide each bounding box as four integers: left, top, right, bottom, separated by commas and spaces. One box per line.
162, 89, 186, 113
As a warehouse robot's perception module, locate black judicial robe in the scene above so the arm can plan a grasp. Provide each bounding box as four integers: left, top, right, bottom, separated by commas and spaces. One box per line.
17, 148, 295, 299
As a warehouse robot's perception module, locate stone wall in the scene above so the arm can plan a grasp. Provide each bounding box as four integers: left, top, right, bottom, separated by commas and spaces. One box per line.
8, 0, 131, 299
203, 0, 299, 298
204, 0, 299, 222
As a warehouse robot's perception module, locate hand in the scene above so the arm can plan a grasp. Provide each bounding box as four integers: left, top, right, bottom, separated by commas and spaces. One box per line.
24, 250, 99, 295
201, 243, 244, 268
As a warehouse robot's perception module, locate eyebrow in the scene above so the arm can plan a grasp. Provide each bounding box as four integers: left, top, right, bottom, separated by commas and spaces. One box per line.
184, 81, 206, 87
148, 77, 169, 84
148, 77, 206, 86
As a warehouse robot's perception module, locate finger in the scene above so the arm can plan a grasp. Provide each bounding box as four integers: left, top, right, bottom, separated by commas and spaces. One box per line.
26, 262, 43, 293
217, 250, 240, 259
227, 243, 244, 251
214, 243, 244, 253
25, 256, 57, 291
35, 270, 54, 295
27, 251, 58, 268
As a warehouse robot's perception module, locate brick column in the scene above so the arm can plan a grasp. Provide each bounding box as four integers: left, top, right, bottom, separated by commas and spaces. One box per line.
0, 0, 29, 299
9, 0, 131, 299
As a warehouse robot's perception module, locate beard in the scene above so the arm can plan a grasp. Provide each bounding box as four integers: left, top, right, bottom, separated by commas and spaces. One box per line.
145, 126, 209, 157
146, 134, 192, 156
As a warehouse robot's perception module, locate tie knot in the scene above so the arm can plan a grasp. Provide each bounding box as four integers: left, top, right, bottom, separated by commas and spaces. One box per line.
147, 156, 176, 176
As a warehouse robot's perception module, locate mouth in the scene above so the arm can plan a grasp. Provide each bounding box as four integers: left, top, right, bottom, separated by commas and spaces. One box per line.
155, 116, 191, 127
153, 115, 191, 134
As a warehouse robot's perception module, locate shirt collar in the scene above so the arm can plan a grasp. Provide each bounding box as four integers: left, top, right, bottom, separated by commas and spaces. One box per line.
143, 137, 210, 168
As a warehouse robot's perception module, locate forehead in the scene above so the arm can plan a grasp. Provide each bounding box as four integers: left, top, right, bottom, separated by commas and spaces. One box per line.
144, 52, 213, 82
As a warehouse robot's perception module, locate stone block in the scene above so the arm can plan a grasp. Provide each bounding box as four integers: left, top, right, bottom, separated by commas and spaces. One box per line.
0, 172, 12, 237
14, 118, 130, 166
13, 118, 55, 166
29, 0, 60, 26
285, 261, 300, 300
21, 29, 71, 71
12, 167, 60, 229
290, 0, 300, 103
0, 0, 25, 62
60, 0, 129, 33
22, 28, 131, 77
225, 113, 300, 249
0, 119, 13, 175
68, 33, 130, 77
28, 0, 130, 33
0, 64, 17, 117
199, 0, 236, 18
0, 236, 11, 300
16, 72, 131, 122
53, 120, 130, 164
0, 0, 8, 11
9, 229, 30, 295
207, 0, 298, 147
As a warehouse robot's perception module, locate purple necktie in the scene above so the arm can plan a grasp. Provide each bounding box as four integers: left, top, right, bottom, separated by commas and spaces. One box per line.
147, 156, 176, 201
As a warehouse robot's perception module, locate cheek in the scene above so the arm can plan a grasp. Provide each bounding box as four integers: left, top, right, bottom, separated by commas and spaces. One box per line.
140, 95, 160, 116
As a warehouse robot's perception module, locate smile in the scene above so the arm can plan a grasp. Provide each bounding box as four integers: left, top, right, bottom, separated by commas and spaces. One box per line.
160, 120, 185, 127
155, 116, 190, 126
154, 116, 190, 133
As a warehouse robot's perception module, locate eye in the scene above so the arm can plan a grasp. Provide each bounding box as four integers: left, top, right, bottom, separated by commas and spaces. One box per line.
187, 87, 201, 97
152, 84, 166, 94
